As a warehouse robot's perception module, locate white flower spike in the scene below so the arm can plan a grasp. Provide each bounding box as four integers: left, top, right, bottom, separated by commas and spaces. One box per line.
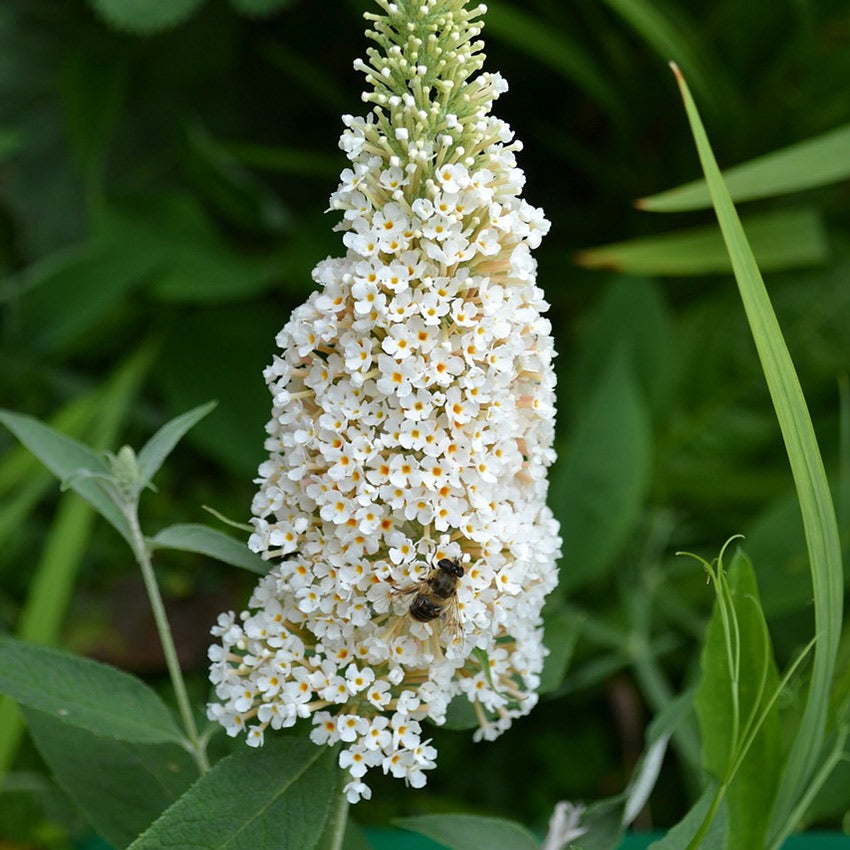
208, 0, 561, 802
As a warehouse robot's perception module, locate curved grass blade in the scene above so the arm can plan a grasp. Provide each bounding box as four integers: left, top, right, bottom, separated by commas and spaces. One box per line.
639, 123, 850, 212
669, 63, 843, 847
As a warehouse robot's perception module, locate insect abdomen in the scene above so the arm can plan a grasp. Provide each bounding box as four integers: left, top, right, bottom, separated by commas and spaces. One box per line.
409, 595, 444, 622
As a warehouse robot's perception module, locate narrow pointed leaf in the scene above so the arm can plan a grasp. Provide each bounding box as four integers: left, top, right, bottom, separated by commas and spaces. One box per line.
552, 352, 652, 591
127, 738, 338, 850
639, 123, 850, 211
694, 551, 782, 850
150, 523, 268, 574
0, 637, 183, 745
0, 409, 131, 543
575, 207, 827, 275
670, 63, 843, 843
136, 401, 218, 488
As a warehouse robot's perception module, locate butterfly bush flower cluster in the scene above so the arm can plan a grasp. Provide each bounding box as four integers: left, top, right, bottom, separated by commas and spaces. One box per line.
208, 0, 561, 803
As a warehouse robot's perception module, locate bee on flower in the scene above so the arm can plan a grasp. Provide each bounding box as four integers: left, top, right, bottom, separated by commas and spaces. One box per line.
208, 0, 561, 804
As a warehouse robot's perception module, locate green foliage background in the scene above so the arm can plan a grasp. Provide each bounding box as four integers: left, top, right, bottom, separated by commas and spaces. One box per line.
2, 0, 850, 844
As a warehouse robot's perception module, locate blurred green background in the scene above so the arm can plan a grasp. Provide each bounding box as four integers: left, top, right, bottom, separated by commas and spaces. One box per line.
2, 0, 850, 845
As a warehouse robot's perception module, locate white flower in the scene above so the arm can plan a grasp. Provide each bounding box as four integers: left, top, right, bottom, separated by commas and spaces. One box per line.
207, 0, 561, 801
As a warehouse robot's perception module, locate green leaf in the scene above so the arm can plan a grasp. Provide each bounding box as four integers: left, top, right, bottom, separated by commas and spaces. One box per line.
150, 523, 269, 574
694, 551, 782, 850
575, 207, 828, 276
7, 242, 159, 355
156, 304, 283, 475
551, 352, 652, 592
86, 0, 207, 34
395, 814, 538, 850
127, 738, 338, 850
222, 142, 342, 178
539, 606, 582, 693
94, 194, 281, 304
622, 693, 692, 827
670, 64, 843, 846
181, 122, 291, 234
340, 822, 373, 850
544, 692, 688, 850
24, 707, 196, 850
743, 488, 810, 619
647, 781, 726, 850
639, 123, 850, 212
484, 1, 622, 121
136, 401, 218, 489
0, 409, 132, 544
569, 276, 674, 415
59, 44, 128, 197
441, 694, 478, 731
229, 0, 297, 16
600, 0, 740, 126
0, 637, 183, 745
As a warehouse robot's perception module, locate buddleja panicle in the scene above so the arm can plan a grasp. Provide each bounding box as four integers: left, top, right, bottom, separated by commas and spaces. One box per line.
207, 0, 561, 803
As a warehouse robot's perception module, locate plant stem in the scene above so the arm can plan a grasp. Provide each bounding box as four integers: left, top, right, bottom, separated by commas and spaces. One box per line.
124, 500, 209, 773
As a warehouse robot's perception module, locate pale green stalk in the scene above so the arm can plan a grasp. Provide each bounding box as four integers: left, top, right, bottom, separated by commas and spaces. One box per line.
122, 499, 209, 774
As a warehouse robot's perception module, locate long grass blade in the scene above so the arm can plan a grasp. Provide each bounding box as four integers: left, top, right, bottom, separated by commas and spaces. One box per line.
669, 63, 843, 842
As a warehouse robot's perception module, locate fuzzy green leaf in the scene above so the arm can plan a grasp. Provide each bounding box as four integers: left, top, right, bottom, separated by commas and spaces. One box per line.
24, 707, 196, 850
0, 409, 132, 544
395, 814, 538, 850
149, 523, 268, 574
136, 401, 218, 489
539, 606, 582, 693
0, 637, 183, 745
127, 737, 338, 850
